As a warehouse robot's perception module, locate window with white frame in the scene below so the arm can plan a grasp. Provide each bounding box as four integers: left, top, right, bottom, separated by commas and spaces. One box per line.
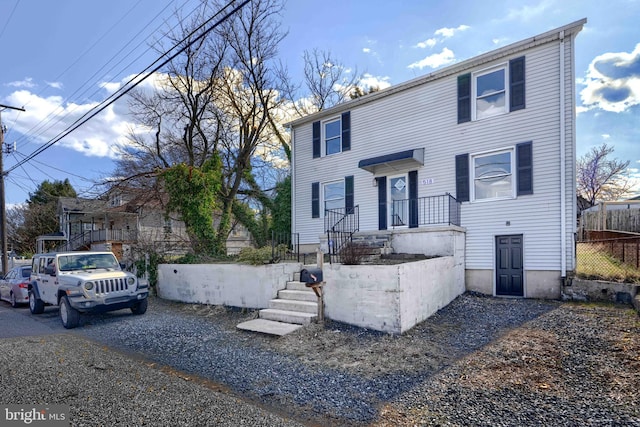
474, 64, 507, 120
472, 149, 514, 200
324, 118, 342, 155
323, 180, 345, 213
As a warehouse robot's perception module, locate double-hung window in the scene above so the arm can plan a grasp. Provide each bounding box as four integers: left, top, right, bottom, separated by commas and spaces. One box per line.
472, 149, 514, 200
457, 56, 525, 123
324, 118, 342, 156
323, 180, 345, 212
474, 65, 507, 120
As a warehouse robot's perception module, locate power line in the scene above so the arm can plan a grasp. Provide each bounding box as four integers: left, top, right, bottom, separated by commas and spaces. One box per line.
8, 0, 181, 151
0, 0, 21, 43
6, 0, 249, 175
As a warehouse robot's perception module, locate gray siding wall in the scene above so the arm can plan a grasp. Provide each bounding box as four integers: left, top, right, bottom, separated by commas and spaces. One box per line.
293, 35, 577, 273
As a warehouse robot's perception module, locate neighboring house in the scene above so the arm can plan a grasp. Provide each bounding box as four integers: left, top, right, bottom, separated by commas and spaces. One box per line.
289, 20, 586, 299
37, 188, 254, 259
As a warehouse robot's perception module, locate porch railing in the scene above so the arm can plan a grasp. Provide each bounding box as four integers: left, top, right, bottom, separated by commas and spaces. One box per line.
56, 229, 138, 252
390, 193, 461, 228
325, 205, 360, 264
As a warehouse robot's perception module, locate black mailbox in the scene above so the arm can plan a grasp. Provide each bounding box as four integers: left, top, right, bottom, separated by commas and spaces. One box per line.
300, 268, 323, 285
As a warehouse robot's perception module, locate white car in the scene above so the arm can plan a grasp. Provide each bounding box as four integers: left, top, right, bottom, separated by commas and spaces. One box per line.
28, 251, 149, 329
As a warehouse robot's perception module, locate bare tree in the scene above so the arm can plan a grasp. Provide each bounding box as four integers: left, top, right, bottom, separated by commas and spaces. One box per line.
577, 143, 632, 205
110, 0, 288, 255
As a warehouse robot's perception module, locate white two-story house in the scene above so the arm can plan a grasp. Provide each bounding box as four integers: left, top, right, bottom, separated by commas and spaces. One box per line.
289, 19, 585, 299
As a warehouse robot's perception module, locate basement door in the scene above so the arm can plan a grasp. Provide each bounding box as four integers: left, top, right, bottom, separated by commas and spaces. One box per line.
495, 235, 524, 296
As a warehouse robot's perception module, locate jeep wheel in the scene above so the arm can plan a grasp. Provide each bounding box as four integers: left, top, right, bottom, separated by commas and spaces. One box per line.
60, 296, 80, 329
10, 292, 17, 308
29, 291, 45, 314
130, 298, 148, 315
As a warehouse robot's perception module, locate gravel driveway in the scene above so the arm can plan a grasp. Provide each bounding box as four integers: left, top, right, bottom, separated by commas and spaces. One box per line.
1, 293, 639, 426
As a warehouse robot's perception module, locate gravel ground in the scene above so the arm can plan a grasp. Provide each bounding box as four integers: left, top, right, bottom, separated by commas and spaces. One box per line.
1, 293, 638, 426
74, 293, 640, 426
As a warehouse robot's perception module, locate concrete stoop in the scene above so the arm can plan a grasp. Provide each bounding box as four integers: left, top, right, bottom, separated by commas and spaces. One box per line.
237, 276, 318, 336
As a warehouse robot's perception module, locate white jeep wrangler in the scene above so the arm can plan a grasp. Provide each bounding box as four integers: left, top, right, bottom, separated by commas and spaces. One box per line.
28, 251, 149, 329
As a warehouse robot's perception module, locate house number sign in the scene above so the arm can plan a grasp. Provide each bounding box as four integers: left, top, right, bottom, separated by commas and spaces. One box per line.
421, 178, 435, 185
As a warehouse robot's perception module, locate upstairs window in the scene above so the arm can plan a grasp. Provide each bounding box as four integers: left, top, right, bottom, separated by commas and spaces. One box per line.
457, 56, 525, 124
474, 66, 506, 120
324, 118, 342, 155
312, 111, 351, 158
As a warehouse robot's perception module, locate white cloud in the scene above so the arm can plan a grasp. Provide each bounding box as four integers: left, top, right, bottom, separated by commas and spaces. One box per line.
434, 25, 470, 39
359, 73, 391, 90
601, 134, 611, 139
503, 0, 554, 22
580, 43, 640, 113
408, 48, 455, 70
415, 38, 437, 49
6, 78, 35, 89
4, 78, 140, 160
46, 81, 63, 89
362, 47, 371, 53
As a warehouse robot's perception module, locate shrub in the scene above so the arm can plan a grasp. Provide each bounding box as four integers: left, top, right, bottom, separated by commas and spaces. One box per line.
340, 242, 371, 265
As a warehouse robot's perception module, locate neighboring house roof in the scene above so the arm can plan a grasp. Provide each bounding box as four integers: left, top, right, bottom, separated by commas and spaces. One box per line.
287, 18, 586, 128
58, 197, 107, 213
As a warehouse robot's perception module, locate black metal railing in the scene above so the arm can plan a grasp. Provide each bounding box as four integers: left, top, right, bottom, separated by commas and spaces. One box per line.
325, 205, 360, 264
390, 193, 461, 228
270, 232, 300, 262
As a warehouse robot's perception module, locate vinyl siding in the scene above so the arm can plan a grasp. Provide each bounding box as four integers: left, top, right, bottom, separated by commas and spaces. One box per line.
293, 33, 578, 273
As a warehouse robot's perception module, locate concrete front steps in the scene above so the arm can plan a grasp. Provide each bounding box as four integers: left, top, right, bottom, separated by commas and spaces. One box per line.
237, 277, 319, 336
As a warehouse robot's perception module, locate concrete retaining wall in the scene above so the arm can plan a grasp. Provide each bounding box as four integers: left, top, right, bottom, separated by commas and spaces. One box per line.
562, 278, 639, 305
323, 256, 465, 334
157, 262, 302, 308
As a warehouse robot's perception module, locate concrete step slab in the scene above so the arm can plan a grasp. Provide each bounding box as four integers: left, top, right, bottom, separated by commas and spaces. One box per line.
269, 299, 317, 314
286, 280, 310, 291
236, 319, 302, 336
260, 308, 316, 325
278, 289, 317, 302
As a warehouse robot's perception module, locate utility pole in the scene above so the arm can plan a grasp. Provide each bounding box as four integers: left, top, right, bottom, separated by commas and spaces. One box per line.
0, 104, 25, 274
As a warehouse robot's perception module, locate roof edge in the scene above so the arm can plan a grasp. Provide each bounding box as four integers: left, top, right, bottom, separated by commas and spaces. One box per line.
287, 18, 587, 128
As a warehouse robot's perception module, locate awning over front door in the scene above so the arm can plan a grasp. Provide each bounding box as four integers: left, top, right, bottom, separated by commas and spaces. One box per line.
357, 148, 424, 174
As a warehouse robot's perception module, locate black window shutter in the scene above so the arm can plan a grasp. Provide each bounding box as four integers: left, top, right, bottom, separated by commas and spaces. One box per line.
457, 73, 471, 124
312, 121, 321, 158
345, 175, 354, 214
517, 141, 533, 196
408, 170, 418, 228
311, 182, 320, 218
455, 154, 470, 202
341, 111, 351, 151
377, 177, 387, 230
510, 56, 526, 112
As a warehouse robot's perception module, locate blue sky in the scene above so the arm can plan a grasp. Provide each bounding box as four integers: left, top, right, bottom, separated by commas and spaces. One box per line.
0, 0, 638, 206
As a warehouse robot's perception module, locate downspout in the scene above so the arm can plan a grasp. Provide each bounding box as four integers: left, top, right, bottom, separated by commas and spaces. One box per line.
559, 30, 567, 278
289, 125, 296, 241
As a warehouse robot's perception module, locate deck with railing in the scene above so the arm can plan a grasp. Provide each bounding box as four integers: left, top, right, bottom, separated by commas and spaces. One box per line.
57, 229, 138, 252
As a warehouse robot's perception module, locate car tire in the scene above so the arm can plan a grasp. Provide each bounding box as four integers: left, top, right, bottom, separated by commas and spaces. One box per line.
10, 292, 17, 308
60, 296, 80, 329
130, 298, 148, 315
29, 291, 45, 314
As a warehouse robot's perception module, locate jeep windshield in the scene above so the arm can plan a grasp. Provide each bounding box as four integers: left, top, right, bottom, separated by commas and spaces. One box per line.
57, 254, 120, 271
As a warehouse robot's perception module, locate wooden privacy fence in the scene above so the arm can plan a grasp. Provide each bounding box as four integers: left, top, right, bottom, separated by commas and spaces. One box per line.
579, 207, 640, 236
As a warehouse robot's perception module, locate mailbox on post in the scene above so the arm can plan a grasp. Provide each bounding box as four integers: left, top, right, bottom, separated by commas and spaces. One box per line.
300, 268, 323, 285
